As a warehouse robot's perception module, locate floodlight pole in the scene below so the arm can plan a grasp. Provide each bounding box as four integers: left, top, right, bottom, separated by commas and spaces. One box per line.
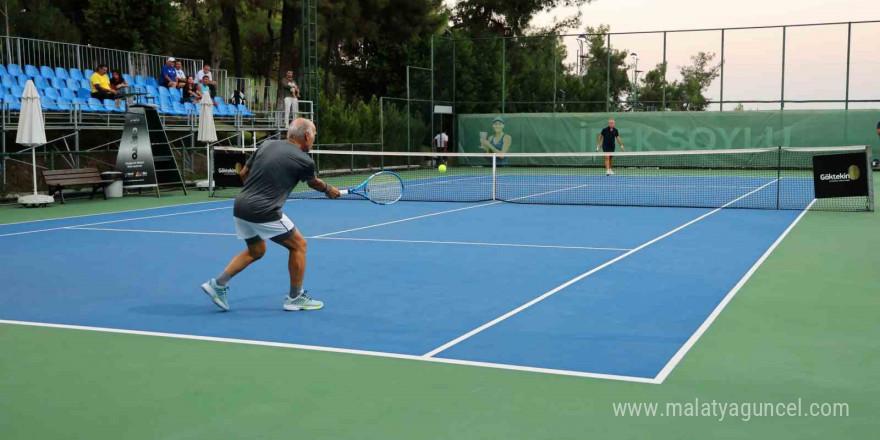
845, 22, 851, 110
662, 31, 667, 110
606, 34, 611, 112
720, 29, 725, 111
780, 26, 786, 110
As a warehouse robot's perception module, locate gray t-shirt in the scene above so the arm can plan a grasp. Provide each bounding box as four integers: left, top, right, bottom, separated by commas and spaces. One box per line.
233, 140, 316, 223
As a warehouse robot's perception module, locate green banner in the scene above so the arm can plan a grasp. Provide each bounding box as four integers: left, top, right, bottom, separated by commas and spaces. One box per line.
457, 110, 880, 157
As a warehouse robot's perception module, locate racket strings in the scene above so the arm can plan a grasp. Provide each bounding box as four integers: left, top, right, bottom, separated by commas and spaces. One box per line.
365, 174, 403, 204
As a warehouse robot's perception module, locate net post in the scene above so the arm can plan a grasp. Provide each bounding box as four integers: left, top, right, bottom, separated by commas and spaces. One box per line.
207, 144, 214, 197
776, 146, 782, 210
492, 153, 497, 201
866, 145, 874, 212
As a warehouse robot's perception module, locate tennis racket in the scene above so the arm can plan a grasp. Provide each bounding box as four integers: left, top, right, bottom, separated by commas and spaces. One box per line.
338, 171, 404, 205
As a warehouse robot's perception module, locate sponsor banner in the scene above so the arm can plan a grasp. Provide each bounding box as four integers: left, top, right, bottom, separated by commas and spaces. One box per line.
116, 108, 156, 187
213, 151, 249, 187
812, 152, 869, 198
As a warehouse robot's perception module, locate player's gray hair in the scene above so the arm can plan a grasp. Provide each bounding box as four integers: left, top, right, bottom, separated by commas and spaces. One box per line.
287, 118, 313, 141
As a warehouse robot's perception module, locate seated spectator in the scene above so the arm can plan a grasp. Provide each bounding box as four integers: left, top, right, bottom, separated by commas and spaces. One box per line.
90, 64, 116, 101
230, 89, 247, 106
195, 64, 217, 97
175, 61, 187, 89
198, 75, 212, 98
181, 76, 201, 104
159, 58, 177, 88
109, 70, 130, 107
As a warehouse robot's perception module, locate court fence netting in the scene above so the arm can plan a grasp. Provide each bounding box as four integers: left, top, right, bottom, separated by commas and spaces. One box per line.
208, 145, 874, 212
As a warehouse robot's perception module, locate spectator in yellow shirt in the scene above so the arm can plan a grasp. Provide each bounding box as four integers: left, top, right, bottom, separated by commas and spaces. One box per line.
90, 64, 116, 101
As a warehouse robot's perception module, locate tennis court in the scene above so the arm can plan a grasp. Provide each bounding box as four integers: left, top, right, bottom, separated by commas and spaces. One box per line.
0, 173, 811, 382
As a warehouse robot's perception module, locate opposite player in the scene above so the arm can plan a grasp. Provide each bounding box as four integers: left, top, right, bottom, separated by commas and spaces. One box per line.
596, 117, 626, 175
201, 118, 340, 312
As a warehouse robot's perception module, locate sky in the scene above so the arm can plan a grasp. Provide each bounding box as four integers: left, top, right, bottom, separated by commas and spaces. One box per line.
445, 0, 880, 110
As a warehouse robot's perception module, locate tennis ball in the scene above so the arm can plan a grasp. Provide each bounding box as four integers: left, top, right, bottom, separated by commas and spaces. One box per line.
438, 164, 447, 173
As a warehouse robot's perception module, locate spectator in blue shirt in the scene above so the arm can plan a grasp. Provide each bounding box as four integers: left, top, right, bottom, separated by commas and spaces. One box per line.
160, 58, 177, 88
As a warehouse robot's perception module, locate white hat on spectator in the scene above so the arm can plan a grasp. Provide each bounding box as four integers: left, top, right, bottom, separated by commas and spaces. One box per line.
168, 57, 176, 62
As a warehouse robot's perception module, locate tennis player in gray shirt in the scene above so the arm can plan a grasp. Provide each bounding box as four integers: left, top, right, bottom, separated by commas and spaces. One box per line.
201, 118, 340, 311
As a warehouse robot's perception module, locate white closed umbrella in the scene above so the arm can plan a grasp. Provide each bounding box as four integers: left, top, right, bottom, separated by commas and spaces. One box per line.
16, 80, 54, 207
198, 91, 218, 192
198, 90, 217, 143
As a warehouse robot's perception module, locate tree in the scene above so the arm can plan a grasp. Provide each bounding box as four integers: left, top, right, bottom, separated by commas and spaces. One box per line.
453, 0, 590, 37
637, 52, 720, 111
83, 0, 178, 53
2, 0, 81, 43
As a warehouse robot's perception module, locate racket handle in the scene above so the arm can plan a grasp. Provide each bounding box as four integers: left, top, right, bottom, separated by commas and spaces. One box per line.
338, 189, 350, 195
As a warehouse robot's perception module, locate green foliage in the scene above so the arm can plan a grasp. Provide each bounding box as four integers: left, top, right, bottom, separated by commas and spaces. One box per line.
83, 0, 179, 53
637, 52, 721, 111
2, 0, 82, 43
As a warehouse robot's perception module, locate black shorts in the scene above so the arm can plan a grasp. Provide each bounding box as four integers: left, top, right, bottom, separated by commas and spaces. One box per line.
601, 145, 616, 153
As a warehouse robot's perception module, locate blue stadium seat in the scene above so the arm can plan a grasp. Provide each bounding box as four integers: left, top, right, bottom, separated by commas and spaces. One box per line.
145, 76, 159, 87
214, 97, 226, 106
7, 64, 23, 77
157, 95, 176, 114
0, 65, 7, 76
78, 87, 92, 99
123, 73, 135, 85
51, 77, 67, 89
102, 99, 122, 113
218, 103, 235, 117
66, 79, 79, 89
40, 66, 55, 79
172, 101, 188, 115
2, 95, 21, 111
16, 76, 29, 87
168, 87, 181, 99
54, 97, 73, 111
183, 102, 197, 114
237, 104, 255, 117
11, 86, 23, 98
69, 68, 84, 81
79, 79, 90, 90
83, 69, 94, 79
86, 98, 105, 112
24, 65, 40, 77
134, 75, 146, 86
72, 97, 94, 112
41, 96, 62, 112
145, 85, 159, 98
157, 87, 170, 97
61, 88, 76, 100
32, 76, 47, 89
0, 75, 14, 88
54, 67, 69, 80
44, 88, 61, 99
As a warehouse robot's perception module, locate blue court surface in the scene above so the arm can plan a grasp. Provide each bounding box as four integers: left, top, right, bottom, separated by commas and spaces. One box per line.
0, 194, 805, 383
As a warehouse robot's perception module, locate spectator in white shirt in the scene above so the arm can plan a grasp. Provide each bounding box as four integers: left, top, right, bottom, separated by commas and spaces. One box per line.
195, 64, 217, 97
174, 60, 187, 89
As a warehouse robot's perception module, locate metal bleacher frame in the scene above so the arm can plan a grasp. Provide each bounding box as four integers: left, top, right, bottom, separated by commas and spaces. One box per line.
0, 35, 315, 191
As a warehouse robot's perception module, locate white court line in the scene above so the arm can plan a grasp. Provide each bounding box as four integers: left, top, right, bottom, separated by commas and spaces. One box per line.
314, 184, 590, 238
70, 227, 237, 237
64, 227, 625, 252
0, 198, 233, 227
0, 319, 657, 384
312, 236, 630, 251
0, 206, 234, 238
423, 179, 779, 358
652, 199, 816, 384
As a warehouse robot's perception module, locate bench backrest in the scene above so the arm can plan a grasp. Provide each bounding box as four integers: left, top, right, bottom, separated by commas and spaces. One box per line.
43, 168, 105, 185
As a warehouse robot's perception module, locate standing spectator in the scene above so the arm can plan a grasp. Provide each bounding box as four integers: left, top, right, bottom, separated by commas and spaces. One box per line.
90, 64, 116, 101
175, 61, 187, 89
282, 70, 300, 125
195, 64, 217, 97
160, 58, 177, 88
181, 76, 201, 104
109, 70, 130, 107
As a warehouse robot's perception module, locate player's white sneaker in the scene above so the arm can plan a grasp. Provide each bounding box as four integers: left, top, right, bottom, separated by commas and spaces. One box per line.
607, 169, 615, 176
283, 291, 324, 311
201, 278, 230, 311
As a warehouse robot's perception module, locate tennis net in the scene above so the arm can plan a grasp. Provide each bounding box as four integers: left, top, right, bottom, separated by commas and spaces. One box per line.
213, 146, 874, 211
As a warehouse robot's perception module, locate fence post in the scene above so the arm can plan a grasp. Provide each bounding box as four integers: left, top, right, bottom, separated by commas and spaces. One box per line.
780, 26, 786, 110
606, 33, 611, 112
845, 22, 851, 111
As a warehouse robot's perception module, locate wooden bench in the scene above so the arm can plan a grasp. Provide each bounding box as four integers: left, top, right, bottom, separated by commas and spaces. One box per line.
42, 168, 114, 204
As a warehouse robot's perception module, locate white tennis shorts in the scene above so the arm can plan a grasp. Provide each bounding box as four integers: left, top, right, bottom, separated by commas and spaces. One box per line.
234, 214, 295, 242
